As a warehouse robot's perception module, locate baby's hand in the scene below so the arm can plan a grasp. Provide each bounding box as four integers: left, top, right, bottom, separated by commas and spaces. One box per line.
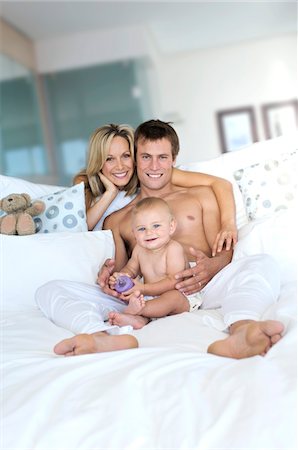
114, 275, 135, 293
108, 272, 123, 290
119, 278, 143, 300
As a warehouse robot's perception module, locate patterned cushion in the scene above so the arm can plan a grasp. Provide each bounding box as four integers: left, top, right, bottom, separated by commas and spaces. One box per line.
33, 182, 87, 233
233, 151, 297, 221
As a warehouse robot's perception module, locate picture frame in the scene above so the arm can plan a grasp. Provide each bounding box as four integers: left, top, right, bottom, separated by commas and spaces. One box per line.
262, 99, 298, 139
216, 107, 258, 153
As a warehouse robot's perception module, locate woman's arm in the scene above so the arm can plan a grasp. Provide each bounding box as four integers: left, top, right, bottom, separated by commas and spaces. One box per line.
81, 173, 118, 231
172, 168, 237, 255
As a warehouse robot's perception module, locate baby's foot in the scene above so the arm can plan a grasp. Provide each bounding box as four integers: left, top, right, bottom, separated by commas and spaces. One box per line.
109, 311, 149, 330
124, 291, 145, 315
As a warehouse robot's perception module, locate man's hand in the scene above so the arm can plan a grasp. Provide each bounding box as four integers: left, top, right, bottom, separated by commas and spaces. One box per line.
97, 258, 120, 298
175, 247, 227, 295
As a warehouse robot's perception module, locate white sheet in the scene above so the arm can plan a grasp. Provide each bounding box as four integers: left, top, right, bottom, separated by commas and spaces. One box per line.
2, 210, 297, 449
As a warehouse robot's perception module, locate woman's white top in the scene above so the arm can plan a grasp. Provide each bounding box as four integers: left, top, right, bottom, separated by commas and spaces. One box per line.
93, 190, 137, 231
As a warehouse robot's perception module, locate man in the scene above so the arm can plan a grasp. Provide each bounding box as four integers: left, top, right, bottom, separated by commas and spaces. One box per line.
36, 120, 284, 358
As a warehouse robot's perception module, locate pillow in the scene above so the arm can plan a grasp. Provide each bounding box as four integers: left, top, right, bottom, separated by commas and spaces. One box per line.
177, 158, 248, 228
177, 133, 298, 228
234, 209, 297, 285
233, 151, 297, 221
0, 174, 63, 198
1, 230, 115, 312
33, 182, 87, 233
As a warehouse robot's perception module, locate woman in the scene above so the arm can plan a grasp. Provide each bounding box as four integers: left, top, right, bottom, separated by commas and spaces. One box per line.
74, 123, 237, 255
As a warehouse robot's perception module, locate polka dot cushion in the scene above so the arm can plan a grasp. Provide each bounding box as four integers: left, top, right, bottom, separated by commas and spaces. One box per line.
233, 150, 297, 221
33, 182, 87, 233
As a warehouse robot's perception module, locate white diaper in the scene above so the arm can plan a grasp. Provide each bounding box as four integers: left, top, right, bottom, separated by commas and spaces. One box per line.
144, 292, 202, 312
185, 261, 203, 311
184, 292, 203, 311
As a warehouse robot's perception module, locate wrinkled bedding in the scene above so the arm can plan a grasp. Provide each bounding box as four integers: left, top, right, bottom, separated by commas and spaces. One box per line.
2, 210, 297, 449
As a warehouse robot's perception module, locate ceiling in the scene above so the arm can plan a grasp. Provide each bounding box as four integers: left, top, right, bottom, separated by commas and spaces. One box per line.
0, 1, 297, 54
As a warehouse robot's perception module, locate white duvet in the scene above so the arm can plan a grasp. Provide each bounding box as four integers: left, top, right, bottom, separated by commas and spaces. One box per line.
2, 209, 297, 449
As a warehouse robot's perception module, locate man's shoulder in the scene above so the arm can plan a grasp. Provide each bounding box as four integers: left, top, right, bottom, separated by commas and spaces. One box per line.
103, 198, 137, 228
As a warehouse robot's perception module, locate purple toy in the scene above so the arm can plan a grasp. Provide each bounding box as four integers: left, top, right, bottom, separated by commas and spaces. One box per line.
114, 275, 135, 293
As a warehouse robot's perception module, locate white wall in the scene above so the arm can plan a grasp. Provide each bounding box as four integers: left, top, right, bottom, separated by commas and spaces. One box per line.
35, 25, 149, 73
152, 33, 297, 164
34, 27, 296, 165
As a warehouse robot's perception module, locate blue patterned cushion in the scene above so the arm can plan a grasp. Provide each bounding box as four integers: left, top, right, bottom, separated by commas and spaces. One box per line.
33, 182, 87, 233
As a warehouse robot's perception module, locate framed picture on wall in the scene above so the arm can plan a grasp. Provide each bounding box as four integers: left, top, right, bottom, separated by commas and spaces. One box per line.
262, 99, 298, 139
216, 107, 258, 153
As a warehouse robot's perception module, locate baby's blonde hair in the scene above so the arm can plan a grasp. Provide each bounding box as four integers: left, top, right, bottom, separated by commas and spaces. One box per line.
132, 197, 173, 219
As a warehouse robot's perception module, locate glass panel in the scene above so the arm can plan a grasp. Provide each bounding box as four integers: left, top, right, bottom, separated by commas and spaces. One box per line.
44, 59, 148, 186
0, 54, 48, 178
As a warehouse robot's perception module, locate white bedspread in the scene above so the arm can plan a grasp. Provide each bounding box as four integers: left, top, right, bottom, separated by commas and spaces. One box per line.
2, 210, 297, 449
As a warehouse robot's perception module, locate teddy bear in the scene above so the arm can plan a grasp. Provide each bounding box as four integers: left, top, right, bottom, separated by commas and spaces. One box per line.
0, 193, 46, 236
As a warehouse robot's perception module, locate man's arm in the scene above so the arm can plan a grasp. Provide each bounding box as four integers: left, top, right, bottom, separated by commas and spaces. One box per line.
97, 211, 129, 295
175, 187, 233, 295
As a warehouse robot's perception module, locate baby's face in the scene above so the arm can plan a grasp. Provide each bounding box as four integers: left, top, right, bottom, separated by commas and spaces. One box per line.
132, 206, 175, 251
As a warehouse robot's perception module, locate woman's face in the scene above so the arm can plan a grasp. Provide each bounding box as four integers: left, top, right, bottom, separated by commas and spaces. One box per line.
101, 136, 134, 187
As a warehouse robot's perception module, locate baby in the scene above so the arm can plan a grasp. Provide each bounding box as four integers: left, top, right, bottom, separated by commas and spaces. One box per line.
108, 197, 202, 329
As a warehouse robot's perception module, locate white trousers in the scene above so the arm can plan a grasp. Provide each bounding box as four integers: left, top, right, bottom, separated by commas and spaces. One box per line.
35, 254, 280, 335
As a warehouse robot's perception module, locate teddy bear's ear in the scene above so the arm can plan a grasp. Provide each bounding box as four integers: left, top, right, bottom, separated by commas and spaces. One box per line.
21, 193, 32, 204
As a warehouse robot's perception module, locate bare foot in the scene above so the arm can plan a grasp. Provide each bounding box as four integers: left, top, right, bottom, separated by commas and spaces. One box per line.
109, 311, 149, 330
124, 291, 145, 315
207, 320, 284, 359
54, 332, 138, 356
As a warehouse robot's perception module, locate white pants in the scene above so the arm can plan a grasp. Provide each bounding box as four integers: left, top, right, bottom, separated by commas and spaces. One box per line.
35, 254, 280, 335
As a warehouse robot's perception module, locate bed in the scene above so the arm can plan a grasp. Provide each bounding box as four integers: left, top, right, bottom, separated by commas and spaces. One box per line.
1, 134, 297, 449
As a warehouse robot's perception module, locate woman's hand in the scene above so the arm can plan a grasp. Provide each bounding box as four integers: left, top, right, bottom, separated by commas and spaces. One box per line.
212, 223, 238, 256
98, 172, 119, 197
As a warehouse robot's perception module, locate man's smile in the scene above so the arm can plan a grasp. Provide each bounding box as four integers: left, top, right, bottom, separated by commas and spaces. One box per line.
146, 173, 163, 178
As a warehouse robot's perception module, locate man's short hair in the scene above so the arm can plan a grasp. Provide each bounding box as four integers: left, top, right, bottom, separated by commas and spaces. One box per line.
134, 120, 180, 159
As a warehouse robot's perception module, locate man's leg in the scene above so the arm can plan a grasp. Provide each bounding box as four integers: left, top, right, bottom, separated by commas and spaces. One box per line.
35, 280, 132, 335
54, 332, 138, 356
207, 320, 283, 359
200, 254, 284, 358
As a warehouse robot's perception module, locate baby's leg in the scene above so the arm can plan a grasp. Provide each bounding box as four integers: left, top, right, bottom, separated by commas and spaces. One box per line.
124, 291, 146, 315
109, 312, 149, 329
140, 290, 189, 318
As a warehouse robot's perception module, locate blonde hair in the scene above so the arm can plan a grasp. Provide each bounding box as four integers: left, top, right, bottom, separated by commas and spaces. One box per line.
132, 197, 173, 219
74, 124, 138, 209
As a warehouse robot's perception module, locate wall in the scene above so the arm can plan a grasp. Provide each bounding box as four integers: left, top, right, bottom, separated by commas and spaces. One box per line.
153, 33, 297, 164
2, 17, 296, 170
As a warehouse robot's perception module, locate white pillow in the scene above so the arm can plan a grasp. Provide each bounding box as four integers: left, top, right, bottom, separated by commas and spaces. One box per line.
234, 209, 297, 285
1, 230, 115, 312
33, 183, 87, 233
0, 174, 63, 198
178, 134, 298, 228
177, 157, 248, 228
233, 151, 297, 221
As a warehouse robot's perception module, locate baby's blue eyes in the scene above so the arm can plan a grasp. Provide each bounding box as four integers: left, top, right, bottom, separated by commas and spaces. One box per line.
137, 224, 161, 232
